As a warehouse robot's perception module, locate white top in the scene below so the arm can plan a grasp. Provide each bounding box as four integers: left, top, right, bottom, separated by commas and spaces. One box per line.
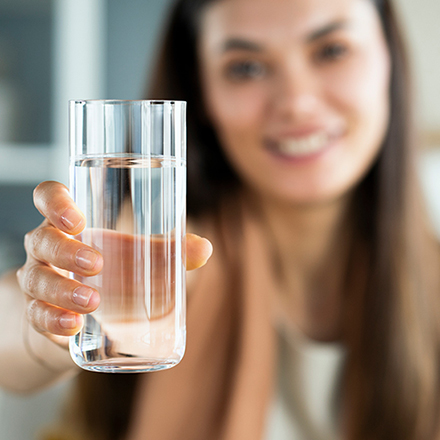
264, 320, 346, 440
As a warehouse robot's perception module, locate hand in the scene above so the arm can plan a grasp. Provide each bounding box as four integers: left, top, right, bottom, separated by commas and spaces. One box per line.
16, 181, 213, 347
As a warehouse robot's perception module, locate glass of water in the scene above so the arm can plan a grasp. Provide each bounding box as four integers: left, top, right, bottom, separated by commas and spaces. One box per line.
69, 100, 186, 373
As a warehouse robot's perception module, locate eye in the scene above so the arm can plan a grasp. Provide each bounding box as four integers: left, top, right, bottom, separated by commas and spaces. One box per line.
316, 42, 349, 62
224, 60, 268, 81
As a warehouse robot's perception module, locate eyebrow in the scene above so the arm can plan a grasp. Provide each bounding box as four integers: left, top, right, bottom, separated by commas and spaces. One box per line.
306, 20, 348, 42
219, 20, 349, 53
221, 38, 263, 53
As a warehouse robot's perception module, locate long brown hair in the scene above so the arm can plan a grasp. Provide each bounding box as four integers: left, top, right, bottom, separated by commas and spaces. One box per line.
64, 1, 440, 439
149, 1, 440, 437
341, 1, 440, 439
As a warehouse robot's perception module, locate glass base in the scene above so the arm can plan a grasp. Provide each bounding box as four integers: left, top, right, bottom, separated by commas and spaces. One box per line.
73, 356, 181, 373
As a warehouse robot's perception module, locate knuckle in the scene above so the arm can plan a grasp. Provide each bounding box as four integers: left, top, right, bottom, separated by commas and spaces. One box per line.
20, 261, 75, 309
16, 264, 28, 292
33, 181, 60, 200
24, 229, 36, 253
33, 183, 50, 213
26, 227, 44, 256
28, 225, 65, 266
34, 181, 69, 213
16, 266, 23, 282
26, 299, 54, 335
17, 266, 31, 293
33, 182, 45, 201
50, 233, 65, 262
25, 298, 40, 327
42, 308, 55, 333
38, 307, 54, 334
24, 264, 43, 296
51, 276, 69, 306
24, 231, 31, 250
33, 181, 49, 196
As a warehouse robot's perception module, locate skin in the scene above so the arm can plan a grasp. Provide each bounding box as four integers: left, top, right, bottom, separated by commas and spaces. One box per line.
198, 0, 391, 340
199, 0, 390, 204
16, 181, 213, 343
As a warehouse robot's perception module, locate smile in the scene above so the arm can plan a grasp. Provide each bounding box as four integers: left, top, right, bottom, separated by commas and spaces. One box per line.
279, 132, 329, 156
265, 130, 341, 159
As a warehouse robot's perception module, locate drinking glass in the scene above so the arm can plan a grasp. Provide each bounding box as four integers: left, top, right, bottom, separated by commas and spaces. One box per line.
69, 100, 186, 373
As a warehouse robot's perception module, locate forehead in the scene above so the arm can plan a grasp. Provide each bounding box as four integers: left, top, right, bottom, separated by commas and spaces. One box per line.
200, 0, 372, 45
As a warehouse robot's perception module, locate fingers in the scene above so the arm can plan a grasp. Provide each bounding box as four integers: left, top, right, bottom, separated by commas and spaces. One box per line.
25, 224, 103, 276
17, 261, 100, 337
17, 180, 94, 339
17, 262, 100, 336
25, 297, 84, 337
33, 181, 86, 235
18, 264, 100, 314
186, 233, 213, 271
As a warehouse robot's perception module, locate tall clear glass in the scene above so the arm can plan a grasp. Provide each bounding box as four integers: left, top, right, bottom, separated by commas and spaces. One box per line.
69, 100, 186, 373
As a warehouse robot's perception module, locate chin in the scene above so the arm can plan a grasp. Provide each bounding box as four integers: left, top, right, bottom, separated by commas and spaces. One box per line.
265, 181, 358, 207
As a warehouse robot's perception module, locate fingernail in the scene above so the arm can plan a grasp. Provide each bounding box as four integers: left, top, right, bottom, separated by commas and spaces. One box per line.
59, 314, 78, 329
76, 249, 99, 271
72, 286, 95, 307
61, 208, 84, 231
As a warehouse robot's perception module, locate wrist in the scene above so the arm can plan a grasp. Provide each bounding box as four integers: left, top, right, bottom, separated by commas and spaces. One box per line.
22, 318, 77, 374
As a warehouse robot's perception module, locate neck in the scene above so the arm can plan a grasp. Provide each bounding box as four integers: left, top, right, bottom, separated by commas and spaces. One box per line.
250, 192, 355, 341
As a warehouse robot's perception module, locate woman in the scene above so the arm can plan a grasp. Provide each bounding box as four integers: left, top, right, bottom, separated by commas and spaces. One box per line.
3, 0, 440, 438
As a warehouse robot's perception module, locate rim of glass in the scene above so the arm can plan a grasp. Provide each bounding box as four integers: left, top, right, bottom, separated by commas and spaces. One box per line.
70, 99, 186, 105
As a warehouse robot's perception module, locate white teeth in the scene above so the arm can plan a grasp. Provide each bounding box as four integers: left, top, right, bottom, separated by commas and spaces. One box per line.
278, 132, 329, 156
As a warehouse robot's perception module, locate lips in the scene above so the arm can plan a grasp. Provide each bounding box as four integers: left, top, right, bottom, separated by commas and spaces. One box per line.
265, 129, 342, 158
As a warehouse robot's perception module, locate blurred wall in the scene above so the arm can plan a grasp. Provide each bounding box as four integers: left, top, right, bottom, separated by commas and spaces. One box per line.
396, 0, 440, 237
0, 2, 174, 439
106, 0, 174, 99
396, 0, 440, 134
0, 0, 174, 276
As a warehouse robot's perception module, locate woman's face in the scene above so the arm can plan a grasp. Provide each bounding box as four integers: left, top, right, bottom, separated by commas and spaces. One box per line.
199, 0, 391, 204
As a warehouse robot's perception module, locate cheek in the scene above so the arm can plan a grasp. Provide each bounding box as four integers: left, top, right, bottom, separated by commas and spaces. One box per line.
329, 49, 391, 138
313, 50, 391, 199
203, 76, 267, 143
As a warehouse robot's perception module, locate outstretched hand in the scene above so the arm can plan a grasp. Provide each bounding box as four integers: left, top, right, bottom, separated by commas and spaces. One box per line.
16, 181, 213, 344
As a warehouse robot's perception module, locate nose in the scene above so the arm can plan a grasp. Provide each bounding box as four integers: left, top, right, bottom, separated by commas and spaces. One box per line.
270, 62, 322, 122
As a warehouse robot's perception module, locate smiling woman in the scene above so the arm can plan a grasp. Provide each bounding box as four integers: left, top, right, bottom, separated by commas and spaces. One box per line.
198, 0, 391, 204
1, 0, 440, 439
56, 0, 440, 439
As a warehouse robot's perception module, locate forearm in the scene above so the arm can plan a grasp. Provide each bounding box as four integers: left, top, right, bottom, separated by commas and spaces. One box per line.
0, 271, 79, 393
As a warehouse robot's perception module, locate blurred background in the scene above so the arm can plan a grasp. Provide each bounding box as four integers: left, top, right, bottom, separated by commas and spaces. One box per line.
0, 0, 438, 438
